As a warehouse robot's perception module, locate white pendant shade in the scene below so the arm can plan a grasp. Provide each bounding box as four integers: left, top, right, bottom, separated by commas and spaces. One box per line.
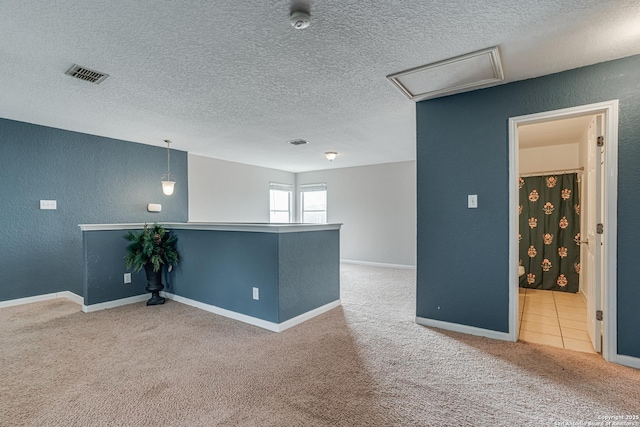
162, 180, 175, 195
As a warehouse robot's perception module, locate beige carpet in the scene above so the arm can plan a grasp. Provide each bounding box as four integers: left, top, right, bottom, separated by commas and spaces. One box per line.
1, 264, 639, 426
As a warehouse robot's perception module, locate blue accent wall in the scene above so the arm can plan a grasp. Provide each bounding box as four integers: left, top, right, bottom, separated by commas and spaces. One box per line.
171, 230, 280, 322
0, 118, 188, 302
82, 228, 340, 324
416, 54, 640, 358
83, 230, 149, 305
278, 230, 340, 322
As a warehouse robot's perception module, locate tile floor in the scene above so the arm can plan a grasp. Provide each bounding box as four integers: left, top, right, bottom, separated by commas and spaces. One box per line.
518, 288, 596, 354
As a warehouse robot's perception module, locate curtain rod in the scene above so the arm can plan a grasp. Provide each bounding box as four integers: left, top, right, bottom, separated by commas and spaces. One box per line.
520, 167, 584, 178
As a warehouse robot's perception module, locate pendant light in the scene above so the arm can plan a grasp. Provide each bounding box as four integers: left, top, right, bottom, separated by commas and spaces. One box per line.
161, 139, 175, 195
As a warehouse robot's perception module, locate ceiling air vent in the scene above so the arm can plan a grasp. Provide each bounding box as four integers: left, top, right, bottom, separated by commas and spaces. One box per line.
288, 139, 309, 146
65, 64, 109, 84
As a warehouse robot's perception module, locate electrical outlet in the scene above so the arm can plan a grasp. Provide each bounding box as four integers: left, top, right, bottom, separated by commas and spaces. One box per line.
252, 287, 259, 300
124, 273, 132, 284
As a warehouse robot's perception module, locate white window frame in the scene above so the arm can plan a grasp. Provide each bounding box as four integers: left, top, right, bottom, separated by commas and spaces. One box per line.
299, 183, 327, 224
269, 182, 293, 223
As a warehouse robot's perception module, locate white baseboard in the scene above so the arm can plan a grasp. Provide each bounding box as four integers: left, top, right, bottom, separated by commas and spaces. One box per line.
341, 259, 416, 270
162, 291, 340, 332
579, 290, 587, 305
613, 354, 640, 370
415, 316, 514, 342
0, 291, 83, 309
82, 294, 150, 313
277, 300, 342, 332
57, 291, 84, 305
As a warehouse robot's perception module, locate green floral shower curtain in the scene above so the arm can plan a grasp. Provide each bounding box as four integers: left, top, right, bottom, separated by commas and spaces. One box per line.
519, 173, 580, 293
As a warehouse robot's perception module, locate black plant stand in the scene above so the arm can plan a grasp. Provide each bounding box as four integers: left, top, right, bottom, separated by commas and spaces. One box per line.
144, 264, 166, 305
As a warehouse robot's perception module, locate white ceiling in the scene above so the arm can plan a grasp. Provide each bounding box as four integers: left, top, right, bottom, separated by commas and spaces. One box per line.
519, 115, 595, 149
1, 1, 639, 173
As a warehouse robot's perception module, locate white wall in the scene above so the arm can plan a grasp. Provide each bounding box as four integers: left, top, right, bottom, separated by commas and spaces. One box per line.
188, 154, 295, 222
297, 161, 416, 267
519, 143, 580, 174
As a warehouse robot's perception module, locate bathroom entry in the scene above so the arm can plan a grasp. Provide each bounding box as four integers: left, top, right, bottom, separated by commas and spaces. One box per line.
518, 115, 598, 353
509, 101, 618, 361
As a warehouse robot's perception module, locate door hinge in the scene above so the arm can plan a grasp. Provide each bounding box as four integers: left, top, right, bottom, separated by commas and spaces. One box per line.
597, 136, 604, 147
597, 223, 604, 234
596, 310, 603, 321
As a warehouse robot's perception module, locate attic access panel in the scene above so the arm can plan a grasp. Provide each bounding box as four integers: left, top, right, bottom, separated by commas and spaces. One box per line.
387, 46, 504, 102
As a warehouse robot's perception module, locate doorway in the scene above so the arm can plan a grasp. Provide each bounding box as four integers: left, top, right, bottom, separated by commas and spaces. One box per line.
508, 101, 619, 362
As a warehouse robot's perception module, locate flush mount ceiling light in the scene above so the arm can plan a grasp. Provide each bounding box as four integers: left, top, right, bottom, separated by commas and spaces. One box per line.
325, 152, 337, 161
65, 64, 109, 84
386, 46, 504, 102
161, 139, 175, 195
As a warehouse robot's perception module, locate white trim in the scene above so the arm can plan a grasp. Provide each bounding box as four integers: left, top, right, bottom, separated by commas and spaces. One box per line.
509, 100, 619, 362
162, 291, 279, 331
276, 300, 342, 332
386, 46, 504, 102
579, 290, 588, 305
57, 291, 84, 305
341, 259, 416, 270
299, 183, 327, 192
508, 116, 520, 343
602, 102, 619, 363
79, 222, 342, 233
415, 316, 513, 341
612, 354, 640, 370
82, 294, 150, 313
162, 291, 340, 332
0, 291, 83, 309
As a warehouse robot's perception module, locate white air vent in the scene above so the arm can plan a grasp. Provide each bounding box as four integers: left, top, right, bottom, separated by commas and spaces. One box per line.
65, 64, 109, 84
288, 139, 309, 146
387, 46, 504, 102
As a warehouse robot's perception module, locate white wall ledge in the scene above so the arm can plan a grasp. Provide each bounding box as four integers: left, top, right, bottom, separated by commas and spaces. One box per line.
79, 222, 342, 233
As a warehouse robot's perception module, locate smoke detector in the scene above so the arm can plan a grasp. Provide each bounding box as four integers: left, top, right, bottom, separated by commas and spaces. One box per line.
290, 10, 310, 29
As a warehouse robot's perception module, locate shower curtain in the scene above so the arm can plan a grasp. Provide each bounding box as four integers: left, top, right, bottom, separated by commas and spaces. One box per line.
519, 173, 580, 293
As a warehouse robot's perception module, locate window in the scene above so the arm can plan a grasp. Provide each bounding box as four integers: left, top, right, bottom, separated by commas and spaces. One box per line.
269, 183, 293, 223
300, 183, 327, 223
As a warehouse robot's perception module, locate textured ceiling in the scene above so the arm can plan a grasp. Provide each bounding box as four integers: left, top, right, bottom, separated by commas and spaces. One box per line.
0, 1, 639, 172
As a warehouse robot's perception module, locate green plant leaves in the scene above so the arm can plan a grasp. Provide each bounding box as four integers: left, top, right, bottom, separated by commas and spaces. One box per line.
123, 223, 179, 273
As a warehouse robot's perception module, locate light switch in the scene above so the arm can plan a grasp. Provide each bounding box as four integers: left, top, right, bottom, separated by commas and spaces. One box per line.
40, 200, 57, 210
468, 195, 478, 209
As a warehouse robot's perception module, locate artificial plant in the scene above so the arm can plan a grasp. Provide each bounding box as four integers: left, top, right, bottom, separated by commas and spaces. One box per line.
124, 223, 179, 273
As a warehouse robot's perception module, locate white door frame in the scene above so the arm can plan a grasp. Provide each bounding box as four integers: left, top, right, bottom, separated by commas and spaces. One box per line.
508, 100, 618, 362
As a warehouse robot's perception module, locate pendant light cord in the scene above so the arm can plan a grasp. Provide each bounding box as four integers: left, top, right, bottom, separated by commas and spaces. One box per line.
164, 139, 171, 180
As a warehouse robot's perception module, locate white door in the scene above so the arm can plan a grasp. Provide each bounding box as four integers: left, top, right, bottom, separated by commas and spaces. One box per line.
584, 115, 604, 352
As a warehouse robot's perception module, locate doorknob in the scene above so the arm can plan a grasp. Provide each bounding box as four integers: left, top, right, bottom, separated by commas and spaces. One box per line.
580, 240, 589, 244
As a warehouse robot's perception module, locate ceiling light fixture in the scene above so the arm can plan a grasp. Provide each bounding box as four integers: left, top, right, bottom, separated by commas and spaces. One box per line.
161, 139, 175, 195
325, 152, 337, 161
